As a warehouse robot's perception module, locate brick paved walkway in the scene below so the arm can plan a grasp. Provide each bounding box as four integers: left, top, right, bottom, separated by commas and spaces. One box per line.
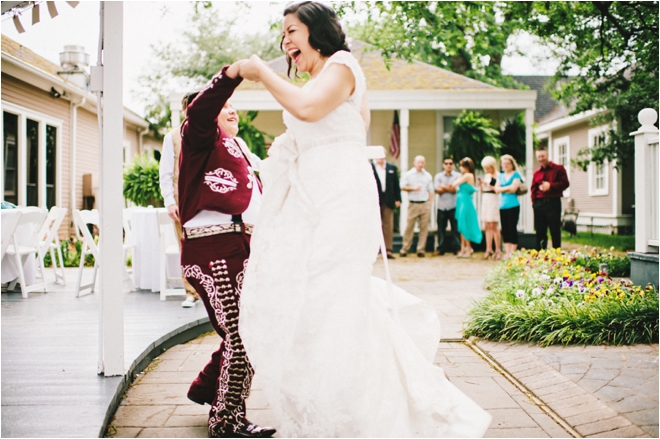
107, 252, 658, 438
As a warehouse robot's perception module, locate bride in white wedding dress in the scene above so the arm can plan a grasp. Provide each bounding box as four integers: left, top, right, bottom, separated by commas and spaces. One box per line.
237, 2, 491, 437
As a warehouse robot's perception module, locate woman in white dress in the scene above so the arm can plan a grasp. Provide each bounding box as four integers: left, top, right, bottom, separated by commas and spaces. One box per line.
237, 2, 491, 437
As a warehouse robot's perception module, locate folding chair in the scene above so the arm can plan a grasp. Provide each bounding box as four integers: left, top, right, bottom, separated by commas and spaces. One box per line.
157, 209, 186, 301
73, 209, 100, 297
73, 209, 136, 297
36, 206, 68, 285
1, 209, 22, 260
122, 208, 137, 291
5, 207, 48, 298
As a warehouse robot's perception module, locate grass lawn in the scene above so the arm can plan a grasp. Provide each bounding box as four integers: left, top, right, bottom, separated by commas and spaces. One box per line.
562, 231, 635, 253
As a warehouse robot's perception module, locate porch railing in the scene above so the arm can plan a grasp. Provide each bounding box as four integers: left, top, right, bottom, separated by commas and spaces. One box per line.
632, 108, 659, 253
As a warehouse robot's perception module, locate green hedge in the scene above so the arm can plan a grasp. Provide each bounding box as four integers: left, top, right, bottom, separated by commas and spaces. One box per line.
465, 248, 658, 345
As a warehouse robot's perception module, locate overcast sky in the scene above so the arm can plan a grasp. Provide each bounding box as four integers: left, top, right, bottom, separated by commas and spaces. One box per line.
1, 1, 559, 116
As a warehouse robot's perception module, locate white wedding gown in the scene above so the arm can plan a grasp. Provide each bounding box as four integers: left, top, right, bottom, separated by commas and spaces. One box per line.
239, 51, 491, 437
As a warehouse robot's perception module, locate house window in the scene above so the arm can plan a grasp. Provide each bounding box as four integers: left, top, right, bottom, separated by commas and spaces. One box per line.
2, 105, 61, 208
26, 119, 39, 206
588, 126, 609, 196
552, 136, 570, 197
3, 112, 18, 204
46, 125, 57, 208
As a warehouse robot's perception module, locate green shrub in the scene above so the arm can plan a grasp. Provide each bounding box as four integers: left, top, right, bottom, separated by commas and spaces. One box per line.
43, 237, 95, 267
465, 248, 658, 345
123, 153, 164, 207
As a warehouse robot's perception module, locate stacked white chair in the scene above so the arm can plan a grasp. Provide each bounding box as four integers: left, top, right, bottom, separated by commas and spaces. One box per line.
122, 208, 136, 290
73, 209, 100, 297
36, 206, 68, 285
73, 209, 136, 297
157, 209, 186, 301
5, 207, 48, 298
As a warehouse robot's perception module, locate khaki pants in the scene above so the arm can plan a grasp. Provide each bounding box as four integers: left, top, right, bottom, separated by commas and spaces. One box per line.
380, 205, 395, 252
174, 219, 200, 299
402, 201, 431, 253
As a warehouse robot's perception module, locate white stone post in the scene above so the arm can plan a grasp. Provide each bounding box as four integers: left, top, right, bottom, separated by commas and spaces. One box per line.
399, 109, 410, 235
631, 108, 659, 253
169, 91, 184, 128
98, 1, 125, 377
523, 107, 535, 233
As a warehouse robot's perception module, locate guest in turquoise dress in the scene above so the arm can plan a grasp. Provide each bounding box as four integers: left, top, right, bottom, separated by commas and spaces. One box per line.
451, 157, 483, 258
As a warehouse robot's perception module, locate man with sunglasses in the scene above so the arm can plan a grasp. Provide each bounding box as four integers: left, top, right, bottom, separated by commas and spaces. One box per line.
433, 158, 461, 255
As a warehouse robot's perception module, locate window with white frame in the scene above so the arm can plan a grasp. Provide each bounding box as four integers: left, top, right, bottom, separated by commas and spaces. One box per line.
552, 136, 570, 197
2, 102, 62, 208
588, 126, 609, 196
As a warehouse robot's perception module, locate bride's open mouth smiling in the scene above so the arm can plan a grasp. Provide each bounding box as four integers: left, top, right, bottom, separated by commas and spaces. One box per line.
288, 48, 302, 64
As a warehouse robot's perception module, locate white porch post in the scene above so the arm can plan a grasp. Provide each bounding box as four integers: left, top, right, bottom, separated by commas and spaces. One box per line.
169, 91, 184, 128
98, 1, 124, 376
399, 109, 410, 235
523, 107, 535, 233
632, 108, 659, 253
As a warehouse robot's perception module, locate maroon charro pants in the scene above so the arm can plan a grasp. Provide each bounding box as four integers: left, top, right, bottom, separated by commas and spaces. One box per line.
181, 231, 253, 435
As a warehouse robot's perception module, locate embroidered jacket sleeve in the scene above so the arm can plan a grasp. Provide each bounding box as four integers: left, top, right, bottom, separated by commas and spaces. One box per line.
182, 66, 243, 153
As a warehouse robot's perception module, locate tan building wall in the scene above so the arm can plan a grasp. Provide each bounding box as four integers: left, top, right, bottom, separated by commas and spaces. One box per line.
251, 110, 286, 147
409, 110, 437, 175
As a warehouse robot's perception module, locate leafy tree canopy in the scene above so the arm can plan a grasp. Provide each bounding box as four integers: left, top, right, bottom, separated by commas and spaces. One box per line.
337, 1, 528, 89
506, 1, 659, 168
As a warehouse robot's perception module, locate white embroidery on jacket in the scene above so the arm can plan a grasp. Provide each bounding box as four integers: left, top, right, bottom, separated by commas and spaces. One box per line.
204, 168, 238, 194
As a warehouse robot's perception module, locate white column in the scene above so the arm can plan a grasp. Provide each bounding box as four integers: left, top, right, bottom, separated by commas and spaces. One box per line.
399, 109, 410, 235
98, 1, 125, 377
169, 91, 184, 128
632, 108, 659, 253
523, 108, 535, 233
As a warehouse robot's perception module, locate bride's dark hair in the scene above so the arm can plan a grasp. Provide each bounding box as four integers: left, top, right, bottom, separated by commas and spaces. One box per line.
280, 1, 350, 78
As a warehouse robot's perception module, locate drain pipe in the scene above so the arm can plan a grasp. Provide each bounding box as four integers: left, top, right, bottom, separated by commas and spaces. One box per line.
69, 96, 86, 234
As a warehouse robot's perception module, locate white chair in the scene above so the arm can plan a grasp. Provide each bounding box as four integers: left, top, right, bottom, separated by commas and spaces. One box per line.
73, 209, 136, 297
36, 206, 68, 285
157, 209, 186, 301
5, 207, 48, 298
1, 209, 22, 260
122, 208, 137, 291
73, 209, 100, 297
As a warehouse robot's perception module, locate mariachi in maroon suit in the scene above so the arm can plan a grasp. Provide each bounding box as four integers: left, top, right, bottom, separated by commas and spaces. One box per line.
178, 66, 257, 437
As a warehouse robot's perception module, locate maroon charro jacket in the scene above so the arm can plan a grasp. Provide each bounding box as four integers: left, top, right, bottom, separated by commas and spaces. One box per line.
178, 66, 255, 226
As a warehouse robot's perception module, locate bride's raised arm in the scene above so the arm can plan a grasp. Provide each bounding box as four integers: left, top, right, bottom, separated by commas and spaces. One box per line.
240, 54, 355, 123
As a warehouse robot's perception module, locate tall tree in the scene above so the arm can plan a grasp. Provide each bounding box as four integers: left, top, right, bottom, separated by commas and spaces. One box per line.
137, 2, 281, 139
508, 1, 659, 168
337, 1, 527, 89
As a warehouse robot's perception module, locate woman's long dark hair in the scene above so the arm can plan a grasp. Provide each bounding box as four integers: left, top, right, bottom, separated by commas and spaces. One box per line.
280, 1, 350, 78
460, 157, 475, 175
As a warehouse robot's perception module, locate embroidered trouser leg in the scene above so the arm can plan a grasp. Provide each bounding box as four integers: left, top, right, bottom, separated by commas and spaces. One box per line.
181, 232, 254, 435
174, 218, 200, 299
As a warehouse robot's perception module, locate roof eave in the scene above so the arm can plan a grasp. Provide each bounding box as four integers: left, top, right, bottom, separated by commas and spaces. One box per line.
2, 52, 148, 128
536, 109, 608, 134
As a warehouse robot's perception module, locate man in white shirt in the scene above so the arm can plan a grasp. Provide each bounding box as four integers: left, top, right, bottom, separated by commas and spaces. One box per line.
399, 155, 434, 257
160, 93, 200, 308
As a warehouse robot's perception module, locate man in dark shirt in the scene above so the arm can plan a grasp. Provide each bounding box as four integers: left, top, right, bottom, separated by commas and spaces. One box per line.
531, 146, 570, 250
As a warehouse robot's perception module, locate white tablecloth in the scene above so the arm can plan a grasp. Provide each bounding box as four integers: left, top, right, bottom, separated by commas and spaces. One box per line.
1, 210, 37, 285
130, 207, 182, 292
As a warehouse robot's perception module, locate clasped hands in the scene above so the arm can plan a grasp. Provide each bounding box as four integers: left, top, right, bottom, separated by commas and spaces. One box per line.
226, 55, 266, 82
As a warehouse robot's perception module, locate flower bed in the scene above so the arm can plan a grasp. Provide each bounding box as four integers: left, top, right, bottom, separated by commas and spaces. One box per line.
465, 248, 658, 346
